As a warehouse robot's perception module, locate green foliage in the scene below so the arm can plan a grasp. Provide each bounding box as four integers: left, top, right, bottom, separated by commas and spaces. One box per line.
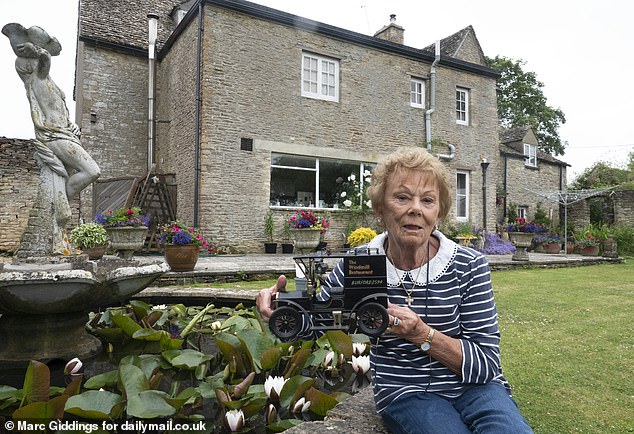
264, 211, 275, 242
532, 202, 551, 228
507, 201, 518, 223
611, 224, 634, 256
69, 223, 109, 249
570, 161, 630, 190
487, 55, 566, 156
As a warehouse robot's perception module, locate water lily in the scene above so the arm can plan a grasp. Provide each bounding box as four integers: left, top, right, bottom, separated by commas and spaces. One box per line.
64, 357, 82, 375
225, 409, 245, 432
264, 375, 287, 402
352, 342, 367, 356
352, 355, 370, 375
211, 320, 222, 331
265, 403, 278, 424
323, 350, 335, 368
292, 396, 311, 413
151, 304, 167, 310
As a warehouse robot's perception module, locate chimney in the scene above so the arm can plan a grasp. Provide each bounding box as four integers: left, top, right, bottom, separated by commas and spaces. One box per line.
374, 14, 404, 44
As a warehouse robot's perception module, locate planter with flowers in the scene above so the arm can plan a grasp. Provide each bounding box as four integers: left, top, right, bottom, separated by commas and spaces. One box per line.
289, 210, 330, 253
575, 234, 600, 256
96, 207, 149, 259
534, 231, 562, 254
69, 222, 109, 260
160, 221, 209, 271
506, 218, 545, 261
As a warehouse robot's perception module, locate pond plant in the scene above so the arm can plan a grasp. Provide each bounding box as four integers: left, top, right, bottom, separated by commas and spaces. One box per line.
0, 301, 371, 432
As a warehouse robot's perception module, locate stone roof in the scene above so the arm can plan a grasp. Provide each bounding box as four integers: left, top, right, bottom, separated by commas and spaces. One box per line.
498, 127, 568, 166
422, 25, 487, 66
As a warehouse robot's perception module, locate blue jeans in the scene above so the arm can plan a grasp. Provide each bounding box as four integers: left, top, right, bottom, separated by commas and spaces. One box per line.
381, 382, 533, 434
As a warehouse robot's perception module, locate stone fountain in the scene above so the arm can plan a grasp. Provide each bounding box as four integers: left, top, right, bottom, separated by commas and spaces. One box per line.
0, 23, 168, 364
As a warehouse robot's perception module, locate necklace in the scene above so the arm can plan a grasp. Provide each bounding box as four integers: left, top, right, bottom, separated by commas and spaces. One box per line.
388, 241, 430, 306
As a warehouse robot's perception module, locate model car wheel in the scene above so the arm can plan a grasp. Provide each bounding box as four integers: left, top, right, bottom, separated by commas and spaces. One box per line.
269, 306, 302, 341
356, 302, 388, 337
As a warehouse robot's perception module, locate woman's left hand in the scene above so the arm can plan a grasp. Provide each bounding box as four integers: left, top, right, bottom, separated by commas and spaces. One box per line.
386, 302, 427, 342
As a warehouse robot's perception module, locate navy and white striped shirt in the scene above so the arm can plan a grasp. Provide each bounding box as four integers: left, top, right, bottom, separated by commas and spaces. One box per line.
319, 231, 511, 413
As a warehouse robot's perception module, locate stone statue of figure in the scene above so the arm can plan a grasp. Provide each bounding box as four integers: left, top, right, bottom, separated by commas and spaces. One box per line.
2, 23, 100, 256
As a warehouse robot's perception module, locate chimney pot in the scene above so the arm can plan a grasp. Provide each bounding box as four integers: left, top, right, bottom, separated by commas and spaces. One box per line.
390, 14, 396, 23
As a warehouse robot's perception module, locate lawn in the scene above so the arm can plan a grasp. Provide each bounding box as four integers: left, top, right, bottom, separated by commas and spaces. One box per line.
213, 260, 634, 433
493, 260, 634, 433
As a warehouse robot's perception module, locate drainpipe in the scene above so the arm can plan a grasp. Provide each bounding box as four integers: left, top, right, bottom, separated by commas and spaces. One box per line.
425, 40, 455, 160
147, 13, 159, 174
481, 158, 490, 231
193, 0, 204, 227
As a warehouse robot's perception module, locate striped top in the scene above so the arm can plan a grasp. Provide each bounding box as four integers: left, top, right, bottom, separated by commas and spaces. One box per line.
318, 231, 511, 413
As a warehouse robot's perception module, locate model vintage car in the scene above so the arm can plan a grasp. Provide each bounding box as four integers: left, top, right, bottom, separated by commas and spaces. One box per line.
268, 248, 389, 341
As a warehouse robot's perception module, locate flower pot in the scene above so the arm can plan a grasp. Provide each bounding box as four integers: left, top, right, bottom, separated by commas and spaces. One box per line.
542, 242, 561, 254
580, 245, 599, 256
601, 238, 618, 258
508, 232, 534, 261
281, 243, 294, 254
105, 226, 148, 259
82, 244, 108, 260
164, 244, 200, 271
264, 242, 277, 254
291, 228, 322, 253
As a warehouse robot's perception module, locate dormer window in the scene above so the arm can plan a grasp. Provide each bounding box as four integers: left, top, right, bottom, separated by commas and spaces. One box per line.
524, 143, 537, 167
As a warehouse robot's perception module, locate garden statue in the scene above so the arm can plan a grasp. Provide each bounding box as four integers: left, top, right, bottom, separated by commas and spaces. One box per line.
2, 23, 100, 256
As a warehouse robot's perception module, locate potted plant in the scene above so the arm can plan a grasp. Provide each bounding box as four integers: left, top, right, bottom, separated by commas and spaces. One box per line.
347, 227, 377, 248
263, 211, 277, 254
455, 222, 477, 247
280, 222, 294, 254
95, 206, 150, 259
506, 218, 545, 261
597, 224, 618, 258
574, 225, 601, 257
288, 209, 330, 253
534, 231, 562, 254
160, 221, 209, 271
69, 222, 109, 259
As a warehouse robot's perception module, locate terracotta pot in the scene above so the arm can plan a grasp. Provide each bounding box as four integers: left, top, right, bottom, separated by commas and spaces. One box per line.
542, 242, 561, 254
105, 226, 148, 259
164, 244, 200, 271
81, 244, 107, 260
580, 245, 600, 256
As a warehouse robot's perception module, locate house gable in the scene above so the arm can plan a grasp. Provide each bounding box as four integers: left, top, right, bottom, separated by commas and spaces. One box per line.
423, 25, 487, 67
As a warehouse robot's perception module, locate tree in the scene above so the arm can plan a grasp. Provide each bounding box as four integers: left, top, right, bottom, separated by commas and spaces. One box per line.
570, 161, 630, 190
487, 55, 567, 156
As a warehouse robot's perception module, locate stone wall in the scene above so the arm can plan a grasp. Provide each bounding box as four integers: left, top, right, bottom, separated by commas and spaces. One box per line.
613, 190, 634, 226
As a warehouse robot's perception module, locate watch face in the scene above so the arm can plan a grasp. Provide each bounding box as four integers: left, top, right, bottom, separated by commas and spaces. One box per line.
421, 342, 431, 351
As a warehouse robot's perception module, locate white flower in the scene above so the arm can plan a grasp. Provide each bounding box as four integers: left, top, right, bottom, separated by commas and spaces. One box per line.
265, 403, 278, 424
323, 350, 335, 368
348, 174, 356, 181
151, 304, 167, 310
225, 409, 245, 432
343, 199, 352, 208
352, 342, 367, 356
365, 176, 372, 184
352, 355, 370, 375
365, 199, 372, 208
64, 357, 83, 375
363, 170, 371, 177
211, 321, 222, 331
264, 375, 287, 400
340, 191, 347, 198
292, 397, 311, 413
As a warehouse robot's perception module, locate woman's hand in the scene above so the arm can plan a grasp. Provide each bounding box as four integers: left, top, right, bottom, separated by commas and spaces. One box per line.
386, 302, 427, 343
256, 275, 286, 322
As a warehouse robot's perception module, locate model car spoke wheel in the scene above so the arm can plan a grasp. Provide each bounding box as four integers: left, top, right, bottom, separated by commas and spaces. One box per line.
356, 302, 388, 337
269, 306, 302, 341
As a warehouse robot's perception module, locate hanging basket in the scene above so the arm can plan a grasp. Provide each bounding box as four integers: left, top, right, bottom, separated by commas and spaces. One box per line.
164, 244, 200, 271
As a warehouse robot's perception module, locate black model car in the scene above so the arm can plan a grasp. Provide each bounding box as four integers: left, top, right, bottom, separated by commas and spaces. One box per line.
268, 248, 389, 341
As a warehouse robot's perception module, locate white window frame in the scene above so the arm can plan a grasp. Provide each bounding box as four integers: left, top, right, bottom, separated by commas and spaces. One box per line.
524, 143, 537, 167
456, 87, 469, 125
456, 171, 470, 221
410, 78, 425, 108
517, 206, 528, 219
301, 53, 339, 102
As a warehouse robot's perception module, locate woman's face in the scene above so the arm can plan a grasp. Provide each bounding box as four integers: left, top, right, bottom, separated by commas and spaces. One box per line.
380, 168, 440, 251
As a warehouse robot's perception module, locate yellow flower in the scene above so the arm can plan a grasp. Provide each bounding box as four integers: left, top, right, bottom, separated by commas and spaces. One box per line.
347, 227, 377, 247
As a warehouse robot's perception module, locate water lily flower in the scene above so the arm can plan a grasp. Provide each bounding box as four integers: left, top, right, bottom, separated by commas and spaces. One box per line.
151, 304, 167, 310
352, 355, 370, 375
323, 350, 335, 368
352, 342, 367, 356
264, 375, 287, 401
211, 320, 222, 330
265, 403, 278, 424
64, 357, 82, 375
292, 397, 311, 413
225, 409, 245, 432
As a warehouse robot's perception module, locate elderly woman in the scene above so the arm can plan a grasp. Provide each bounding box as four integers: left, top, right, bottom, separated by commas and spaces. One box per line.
257, 147, 532, 433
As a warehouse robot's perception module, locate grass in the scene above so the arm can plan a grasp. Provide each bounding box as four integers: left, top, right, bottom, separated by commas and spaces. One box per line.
493, 260, 634, 433
212, 261, 634, 433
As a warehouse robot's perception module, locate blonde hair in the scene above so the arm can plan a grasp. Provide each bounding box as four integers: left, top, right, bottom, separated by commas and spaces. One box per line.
367, 147, 452, 220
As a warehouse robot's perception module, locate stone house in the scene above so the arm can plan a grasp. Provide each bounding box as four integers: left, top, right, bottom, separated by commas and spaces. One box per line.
73, 0, 506, 252
498, 126, 568, 228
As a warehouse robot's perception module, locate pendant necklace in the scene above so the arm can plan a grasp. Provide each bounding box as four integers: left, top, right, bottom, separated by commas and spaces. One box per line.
390, 241, 430, 306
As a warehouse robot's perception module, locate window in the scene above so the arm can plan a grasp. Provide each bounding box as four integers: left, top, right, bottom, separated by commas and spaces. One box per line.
517, 206, 527, 219
301, 53, 339, 102
456, 171, 469, 221
456, 87, 469, 125
410, 78, 425, 108
524, 143, 537, 167
270, 153, 374, 209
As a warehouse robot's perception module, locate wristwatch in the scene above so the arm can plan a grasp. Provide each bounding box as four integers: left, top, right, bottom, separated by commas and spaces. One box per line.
420, 327, 435, 352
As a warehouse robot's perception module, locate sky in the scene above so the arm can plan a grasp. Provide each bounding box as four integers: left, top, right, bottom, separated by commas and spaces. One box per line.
1, 0, 632, 182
